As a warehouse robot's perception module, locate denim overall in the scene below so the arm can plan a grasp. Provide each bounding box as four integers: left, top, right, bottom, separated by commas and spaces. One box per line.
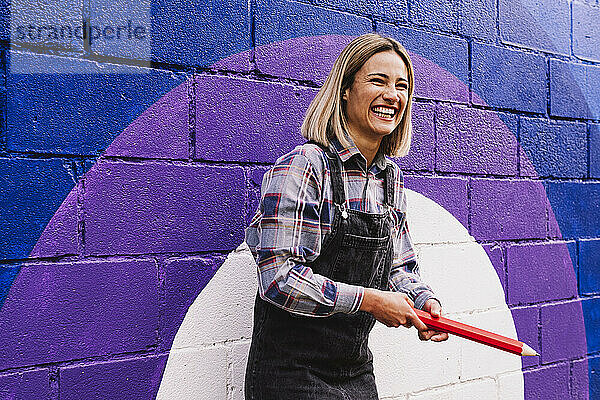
245, 143, 399, 400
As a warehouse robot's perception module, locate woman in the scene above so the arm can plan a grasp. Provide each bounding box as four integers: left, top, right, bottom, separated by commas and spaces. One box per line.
244, 33, 448, 400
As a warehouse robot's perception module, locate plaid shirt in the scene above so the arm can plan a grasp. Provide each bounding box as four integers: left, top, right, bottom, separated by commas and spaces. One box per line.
245, 136, 436, 316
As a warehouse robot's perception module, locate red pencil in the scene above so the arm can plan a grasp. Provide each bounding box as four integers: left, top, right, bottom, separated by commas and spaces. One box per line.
413, 308, 539, 356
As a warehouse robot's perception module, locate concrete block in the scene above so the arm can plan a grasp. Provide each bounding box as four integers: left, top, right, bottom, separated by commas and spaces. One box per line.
194, 75, 313, 163
458, 0, 497, 40
407, 378, 497, 400
457, 310, 523, 380
230, 340, 251, 400
404, 175, 468, 228
591, 124, 600, 178
470, 178, 547, 241
84, 162, 246, 255
498, 370, 526, 400
408, 0, 458, 33
582, 297, 600, 353
499, 0, 570, 54
167, 244, 257, 349
0, 158, 75, 260
155, 346, 228, 400
396, 103, 435, 171
523, 364, 569, 400
245, 165, 271, 226
315, 0, 408, 21
59, 355, 168, 400
0, 259, 159, 369
541, 301, 587, 364
482, 244, 505, 292
590, 355, 600, 399
550, 60, 600, 120
573, 2, 600, 62
6, 53, 184, 155
150, 0, 250, 70
571, 358, 590, 400
436, 105, 518, 175
546, 182, 600, 238
506, 242, 578, 305
472, 42, 546, 113
255, 0, 371, 83
0, 369, 50, 400
371, 320, 461, 397
580, 239, 600, 295
162, 256, 223, 351
519, 117, 587, 178
510, 306, 540, 368
378, 23, 469, 102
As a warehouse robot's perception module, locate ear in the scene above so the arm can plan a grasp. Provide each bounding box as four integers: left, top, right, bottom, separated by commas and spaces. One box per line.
342, 89, 348, 101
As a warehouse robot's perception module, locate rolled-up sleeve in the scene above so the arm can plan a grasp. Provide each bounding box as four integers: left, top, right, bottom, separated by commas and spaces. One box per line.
245, 149, 363, 316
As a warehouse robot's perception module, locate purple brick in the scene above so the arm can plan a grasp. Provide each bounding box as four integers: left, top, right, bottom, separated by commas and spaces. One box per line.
499, 0, 570, 54
162, 256, 223, 350
60, 355, 167, 400
195, 75, 313, 163
458, 0, 497, 40
255, 1, 371, 82
591, 355, 600, 398
571, 358, 590, 400
573, 2, 600, 62
579, 239, 600, 295
403, 175, 468, 227
482, 244, 505, 292
409, 0, 458, 32
591, 124, 600, 179
541, 301, 587, 364
246, 165, 272, 225
84, 162, 246, 255
550, 60, 600, 120
436, 105, 517, 175
524, 364, 569, 400
471, 178, 547, 241
396, 103, 435, 171
0, 369, 50, 400
520, 117, 587, 178
472, 42, 546, 113
315, 0, 407, 22
510, 306, 540, 368
519, 142, 539, 178
507, 242, 577, 305
0, 260, 158, 369
29, 186, 78, 258
104, 81, 189, 159
378, 23, 469, 103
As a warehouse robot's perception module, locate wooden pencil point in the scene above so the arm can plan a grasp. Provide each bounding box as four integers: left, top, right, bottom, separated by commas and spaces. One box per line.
521, 343, 539, 357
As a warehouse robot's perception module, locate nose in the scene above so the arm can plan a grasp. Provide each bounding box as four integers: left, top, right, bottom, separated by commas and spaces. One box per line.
382, 86, 401, 102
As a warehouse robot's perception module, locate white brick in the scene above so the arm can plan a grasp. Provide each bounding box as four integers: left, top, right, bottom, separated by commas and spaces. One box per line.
156, 346, 228, 400
408, 378, 497, 400
229, 340, 251, 400
498, 370, 525, 400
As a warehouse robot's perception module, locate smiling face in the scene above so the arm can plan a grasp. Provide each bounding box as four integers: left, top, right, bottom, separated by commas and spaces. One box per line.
342, 50, 409, 145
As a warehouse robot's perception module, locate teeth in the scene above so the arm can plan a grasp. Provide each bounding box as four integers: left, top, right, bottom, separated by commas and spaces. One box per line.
372, 106, 395, 118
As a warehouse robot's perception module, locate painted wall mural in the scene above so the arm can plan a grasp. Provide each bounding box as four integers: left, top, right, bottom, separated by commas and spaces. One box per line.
0, 0, 598, 399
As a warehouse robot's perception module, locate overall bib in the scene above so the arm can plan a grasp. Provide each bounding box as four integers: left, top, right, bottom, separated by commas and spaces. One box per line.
245, 143, 400, 400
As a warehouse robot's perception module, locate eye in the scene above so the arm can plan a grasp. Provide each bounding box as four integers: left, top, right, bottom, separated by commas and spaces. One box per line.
371, 78, 385, 85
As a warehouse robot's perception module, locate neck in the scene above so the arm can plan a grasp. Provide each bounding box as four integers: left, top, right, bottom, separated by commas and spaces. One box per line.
348, 132, 382, 167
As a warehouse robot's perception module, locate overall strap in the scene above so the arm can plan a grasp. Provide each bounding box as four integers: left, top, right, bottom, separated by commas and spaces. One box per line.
306, 140, 346, 206
383, 163, 395, 208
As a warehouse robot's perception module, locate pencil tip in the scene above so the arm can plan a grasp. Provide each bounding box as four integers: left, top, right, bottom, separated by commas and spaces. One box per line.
521, 343, 539, 356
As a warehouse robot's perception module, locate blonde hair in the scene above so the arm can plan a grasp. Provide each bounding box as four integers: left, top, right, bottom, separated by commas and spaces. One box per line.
301, 33, 415, 157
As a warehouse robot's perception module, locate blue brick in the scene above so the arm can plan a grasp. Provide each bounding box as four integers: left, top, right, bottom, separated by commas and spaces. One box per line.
546, 182, 600, 238
582, 297, 600, 353
592, 124, 600, 179
0, 0, 8, 42
314, 0, 407, 22
0, 158, 74, 260
550, 60, 600, 120
409, 0, 458, 33
256, 0, 371, 48
151, 0, 250, 69
520, 117, 587, 178
472, 43, 546, 113
377, 23, 469, 102
573, 2, 600, 62
579, 239, 600, 295
591, 355, 600, 400
499, 0, 570, 55
458, 0, 497, 41
6, 52, 183, 155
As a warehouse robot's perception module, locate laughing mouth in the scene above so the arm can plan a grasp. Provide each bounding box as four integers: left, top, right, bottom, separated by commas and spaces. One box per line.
371, 106, 396, 119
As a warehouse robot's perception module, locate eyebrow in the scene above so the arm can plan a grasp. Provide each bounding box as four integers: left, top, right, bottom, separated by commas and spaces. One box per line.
366, 72, 408, 82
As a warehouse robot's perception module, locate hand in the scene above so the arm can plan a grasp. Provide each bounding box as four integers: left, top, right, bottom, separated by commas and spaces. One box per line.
417, 299, 449, 342
359, 289, 428, 331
